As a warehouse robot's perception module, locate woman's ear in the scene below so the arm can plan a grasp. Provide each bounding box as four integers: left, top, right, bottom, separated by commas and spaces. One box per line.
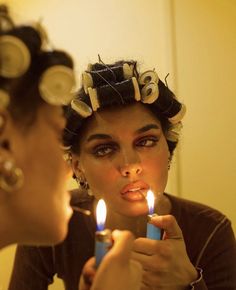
71, 154, 82, 179
0, 111, 24, 193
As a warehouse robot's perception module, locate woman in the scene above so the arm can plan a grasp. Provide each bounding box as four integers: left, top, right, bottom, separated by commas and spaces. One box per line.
9, 60, 236, 290
1, 6, 141, 290
0, 4, 76, 247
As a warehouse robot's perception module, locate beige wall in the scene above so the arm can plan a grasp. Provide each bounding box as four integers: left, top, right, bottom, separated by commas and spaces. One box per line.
0, 0, 235, 289
172, 0, 236, 233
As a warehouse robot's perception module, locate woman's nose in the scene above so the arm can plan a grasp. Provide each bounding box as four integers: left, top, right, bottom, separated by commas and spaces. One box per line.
120, 164, 142, 177
119, 151, 142, 177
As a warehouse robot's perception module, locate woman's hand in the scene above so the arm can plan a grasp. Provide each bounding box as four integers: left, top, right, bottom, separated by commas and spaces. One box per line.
79, 230, 142, 290
132, 215, 198, 290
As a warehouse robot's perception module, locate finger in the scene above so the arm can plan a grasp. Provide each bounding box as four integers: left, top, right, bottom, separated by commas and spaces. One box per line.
149, 215, 183, 239
81, 257, 96, 285
109, 230, 135, 261
132, 248, 169, 273
133, 237, 162, 255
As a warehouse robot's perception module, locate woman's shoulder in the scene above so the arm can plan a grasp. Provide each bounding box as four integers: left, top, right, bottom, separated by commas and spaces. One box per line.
165, 193, 235, 267
165, 193, 233, 247
165, 193, 229, 226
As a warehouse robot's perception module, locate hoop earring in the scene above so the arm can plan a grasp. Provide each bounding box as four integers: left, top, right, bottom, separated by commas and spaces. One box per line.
0, 159, 24, 192
168, 157, 171, 170
76, 174, 94, 196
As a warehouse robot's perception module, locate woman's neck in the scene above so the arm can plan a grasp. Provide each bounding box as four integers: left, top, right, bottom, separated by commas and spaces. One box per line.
106, 210, 147, 238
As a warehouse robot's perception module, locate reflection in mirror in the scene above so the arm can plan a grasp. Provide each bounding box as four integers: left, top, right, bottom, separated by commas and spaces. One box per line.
1, 1, 236, 290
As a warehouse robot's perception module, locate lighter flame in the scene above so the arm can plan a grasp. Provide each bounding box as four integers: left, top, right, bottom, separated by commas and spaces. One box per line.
96, 199, 107, 231
146, 190, 155, 215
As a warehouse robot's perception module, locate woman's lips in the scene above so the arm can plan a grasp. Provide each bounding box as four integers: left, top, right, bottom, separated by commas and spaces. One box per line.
121, 181, 149, 202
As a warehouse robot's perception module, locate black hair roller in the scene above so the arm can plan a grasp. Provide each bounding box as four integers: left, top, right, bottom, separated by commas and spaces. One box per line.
88, 77, 141, 111
156, 80, 186, 124
89, 62, 117, 71
9, 26, 42, 56
82, 63, 133, 93
35, 50, 74, 75
63, 105, 84, 147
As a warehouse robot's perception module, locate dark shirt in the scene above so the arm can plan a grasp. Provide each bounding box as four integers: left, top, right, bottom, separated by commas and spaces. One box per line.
8, 191, 236, 290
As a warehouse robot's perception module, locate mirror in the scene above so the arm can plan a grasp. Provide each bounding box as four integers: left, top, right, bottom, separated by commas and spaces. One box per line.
1, 1, 235, 290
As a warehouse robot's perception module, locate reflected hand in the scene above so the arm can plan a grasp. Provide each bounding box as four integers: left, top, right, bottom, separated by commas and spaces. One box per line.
79, 230, 142, 290
132, 215, 198, 290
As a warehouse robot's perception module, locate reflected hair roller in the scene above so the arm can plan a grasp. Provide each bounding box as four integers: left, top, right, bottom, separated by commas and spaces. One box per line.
82, 63, 133, 93
64, 58, 186, 154
0, 5, 76, 106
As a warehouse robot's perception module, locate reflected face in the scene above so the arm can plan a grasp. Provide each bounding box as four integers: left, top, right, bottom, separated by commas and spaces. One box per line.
11, 105, 72, 245
74, 103, 170, 217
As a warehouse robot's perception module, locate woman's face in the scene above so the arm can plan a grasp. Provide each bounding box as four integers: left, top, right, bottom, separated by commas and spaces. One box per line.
8, 105, 72, 245
74, 103, 170, 217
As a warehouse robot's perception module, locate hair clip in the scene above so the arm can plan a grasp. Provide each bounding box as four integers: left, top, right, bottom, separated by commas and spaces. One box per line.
39, 65, 76, 105
0, 35, 31, 78
0, 89, 10, 109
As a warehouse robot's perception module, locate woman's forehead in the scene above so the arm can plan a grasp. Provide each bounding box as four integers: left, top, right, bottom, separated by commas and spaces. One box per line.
84, 103, 161, 133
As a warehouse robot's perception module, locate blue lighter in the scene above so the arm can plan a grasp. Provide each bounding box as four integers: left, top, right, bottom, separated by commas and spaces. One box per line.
146, 213, 161, 240
146, 190, 161, 240
95, 229, 112, 268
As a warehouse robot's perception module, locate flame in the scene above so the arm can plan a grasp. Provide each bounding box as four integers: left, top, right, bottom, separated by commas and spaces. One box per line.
96, 199, 107, 231
146, 190, 155, 215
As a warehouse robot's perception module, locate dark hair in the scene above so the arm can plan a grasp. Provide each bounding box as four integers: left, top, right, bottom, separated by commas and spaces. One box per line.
63, 60, 185, 157
0, 5, 74, 127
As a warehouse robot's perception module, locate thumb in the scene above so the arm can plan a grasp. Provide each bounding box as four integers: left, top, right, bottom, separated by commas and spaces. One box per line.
109, 230, 135, 262
150, 214, 183, 239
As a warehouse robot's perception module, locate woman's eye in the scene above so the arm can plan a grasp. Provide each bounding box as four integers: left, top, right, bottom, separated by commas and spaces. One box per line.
136, 137, 158, 147
93, 144, 116, 157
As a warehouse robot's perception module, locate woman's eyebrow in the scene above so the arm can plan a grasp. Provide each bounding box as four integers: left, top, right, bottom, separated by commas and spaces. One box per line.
86, 124, 160, 142
135, 124, 160, 134
86, 133, 112, 143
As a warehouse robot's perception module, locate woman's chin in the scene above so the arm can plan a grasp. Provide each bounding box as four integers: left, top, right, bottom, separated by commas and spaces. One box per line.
117, 205, 148, 217
39, 204, 73, 245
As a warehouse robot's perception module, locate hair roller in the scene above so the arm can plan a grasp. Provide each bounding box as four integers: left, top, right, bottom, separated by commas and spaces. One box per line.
154, 80, 186, 124
87, 87, 100, 111
168, 104, 186, 124
138, 70, 159, 85
0, 26, 42, 78
141, 81, 159, 104
165, 122, 183, 142
37, 50, 75, 105
71, 98, 92, 118
88, 78, 141, 110
132, 77, 141, 101
0, 88, 10, 109
63, 106, 83, 148
82, 63, 133, 93
0, 4, 14, 32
